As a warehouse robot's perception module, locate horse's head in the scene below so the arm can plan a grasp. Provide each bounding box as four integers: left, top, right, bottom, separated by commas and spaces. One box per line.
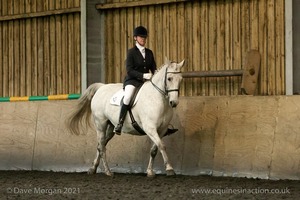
163, 57, 185, 107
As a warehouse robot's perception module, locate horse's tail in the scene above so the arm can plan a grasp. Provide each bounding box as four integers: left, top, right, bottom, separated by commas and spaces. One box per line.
66, 83, 104, 135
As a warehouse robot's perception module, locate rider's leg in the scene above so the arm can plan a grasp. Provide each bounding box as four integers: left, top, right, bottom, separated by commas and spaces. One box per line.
114, 85, 135, 135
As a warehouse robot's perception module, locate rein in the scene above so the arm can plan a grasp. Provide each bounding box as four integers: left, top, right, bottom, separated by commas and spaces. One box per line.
150, 67, 181, 98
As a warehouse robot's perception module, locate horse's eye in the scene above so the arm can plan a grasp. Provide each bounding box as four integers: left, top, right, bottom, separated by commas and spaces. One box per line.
168, 77, 172, 81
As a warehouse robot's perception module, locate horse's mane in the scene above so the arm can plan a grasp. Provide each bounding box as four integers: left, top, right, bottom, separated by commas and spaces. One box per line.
154, 60, 179, 77
152, 63, 168, 80
156, 63, 167, 71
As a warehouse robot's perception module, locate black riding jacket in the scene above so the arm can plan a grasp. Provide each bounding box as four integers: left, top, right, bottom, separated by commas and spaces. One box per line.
124, 46, 157, 88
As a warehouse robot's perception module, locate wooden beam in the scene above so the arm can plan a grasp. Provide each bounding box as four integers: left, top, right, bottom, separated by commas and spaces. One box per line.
182, 70, 244, 78
0, 7, 81, 22
241, 50, 261, 95
96, 0, 189, 10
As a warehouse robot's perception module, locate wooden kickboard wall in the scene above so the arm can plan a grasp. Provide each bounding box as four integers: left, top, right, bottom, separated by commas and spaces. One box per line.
0, 96, 299, 180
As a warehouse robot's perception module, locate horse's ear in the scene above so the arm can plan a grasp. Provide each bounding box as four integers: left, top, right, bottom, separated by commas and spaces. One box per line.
177, 60, 185, 69
164, 56, 171, 65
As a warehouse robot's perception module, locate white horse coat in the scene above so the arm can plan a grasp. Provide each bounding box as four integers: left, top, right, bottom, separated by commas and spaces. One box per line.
67, 58, 185, 177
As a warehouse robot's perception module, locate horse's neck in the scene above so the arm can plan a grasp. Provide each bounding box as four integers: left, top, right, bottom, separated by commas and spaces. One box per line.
139, 66, 171, 112
141, 66, 167, 103
151, 66, 166, 90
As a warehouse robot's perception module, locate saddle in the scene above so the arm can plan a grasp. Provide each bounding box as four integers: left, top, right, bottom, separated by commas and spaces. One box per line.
110, 85, 146, 135
110, 85, 178, 136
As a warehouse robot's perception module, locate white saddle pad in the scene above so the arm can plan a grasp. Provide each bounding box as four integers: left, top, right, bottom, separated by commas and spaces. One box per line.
110, 87, 143, 107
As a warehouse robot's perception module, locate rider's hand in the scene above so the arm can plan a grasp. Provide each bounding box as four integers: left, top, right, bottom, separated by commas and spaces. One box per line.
143, 73, 152, 80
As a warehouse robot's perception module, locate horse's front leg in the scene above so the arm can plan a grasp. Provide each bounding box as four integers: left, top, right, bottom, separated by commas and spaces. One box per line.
147, 131, 175, 176
147, 144, 158, 177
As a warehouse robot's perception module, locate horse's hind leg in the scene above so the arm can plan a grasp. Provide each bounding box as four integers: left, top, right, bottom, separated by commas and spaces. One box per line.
88, 121, 114, 176
146, 144, 158, 177
88, 139, 101, 175
104, 122, 115, 146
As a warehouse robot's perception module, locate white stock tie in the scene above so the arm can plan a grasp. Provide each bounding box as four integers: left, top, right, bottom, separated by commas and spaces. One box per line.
141, 48, 145, 58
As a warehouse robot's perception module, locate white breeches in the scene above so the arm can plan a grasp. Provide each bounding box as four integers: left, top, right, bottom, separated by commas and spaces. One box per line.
123, 85, 136, 105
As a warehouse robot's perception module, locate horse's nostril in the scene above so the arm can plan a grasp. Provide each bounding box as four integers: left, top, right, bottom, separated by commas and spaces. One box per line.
170, 101, 177, 108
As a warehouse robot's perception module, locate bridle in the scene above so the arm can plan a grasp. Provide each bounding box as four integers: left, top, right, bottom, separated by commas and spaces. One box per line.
150, 66, 181, 98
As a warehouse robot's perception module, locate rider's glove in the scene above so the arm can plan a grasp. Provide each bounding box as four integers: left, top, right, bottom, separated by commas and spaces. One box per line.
143, 73, 152, 80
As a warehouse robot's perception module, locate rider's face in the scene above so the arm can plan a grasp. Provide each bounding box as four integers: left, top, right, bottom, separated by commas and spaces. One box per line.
135, 36, 147, 46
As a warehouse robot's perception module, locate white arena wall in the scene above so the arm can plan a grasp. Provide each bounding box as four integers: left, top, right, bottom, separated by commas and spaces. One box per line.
0, 96, 299, 180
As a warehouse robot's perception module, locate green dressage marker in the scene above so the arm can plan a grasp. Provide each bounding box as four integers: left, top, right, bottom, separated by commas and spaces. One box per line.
0, 97, 10, 102
67, 94, 81, 100
29, 96, 48, 101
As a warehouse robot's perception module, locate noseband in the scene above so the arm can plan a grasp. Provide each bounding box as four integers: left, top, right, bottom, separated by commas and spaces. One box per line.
150, 67, 181, 98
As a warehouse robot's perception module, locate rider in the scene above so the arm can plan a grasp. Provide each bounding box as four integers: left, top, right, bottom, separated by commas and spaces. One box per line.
114, 26, 177, 135
114, 26, 156, 135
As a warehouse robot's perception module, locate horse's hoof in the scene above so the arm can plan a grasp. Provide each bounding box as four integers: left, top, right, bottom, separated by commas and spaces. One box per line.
147, 171, 156, 178
87, 168, 96, 175
166, 169, 176, 176
105, 171, 114, 177
147, 174, 156, 178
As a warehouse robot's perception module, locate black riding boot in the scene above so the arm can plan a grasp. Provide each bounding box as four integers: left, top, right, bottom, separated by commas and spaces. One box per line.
166, 128, 178, 135
165, 125, 178, 136
114, 104, 129, 135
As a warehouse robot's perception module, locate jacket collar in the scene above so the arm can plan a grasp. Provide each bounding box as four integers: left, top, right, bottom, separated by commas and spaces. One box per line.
135, 42, 145, 52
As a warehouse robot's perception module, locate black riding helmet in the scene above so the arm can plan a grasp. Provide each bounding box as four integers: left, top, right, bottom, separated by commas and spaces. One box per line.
133, 26, 148, 38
